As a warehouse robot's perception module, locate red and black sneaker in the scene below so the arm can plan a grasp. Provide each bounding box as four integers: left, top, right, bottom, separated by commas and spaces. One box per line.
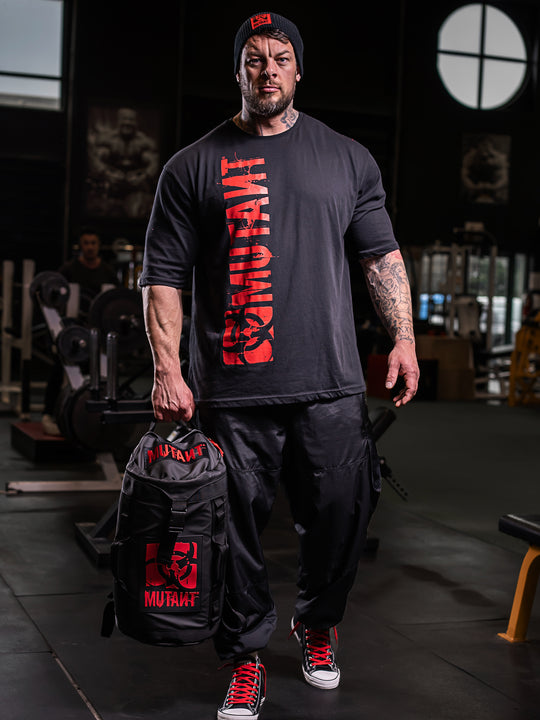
290, 618, 340, 690
217, 655, 266, 720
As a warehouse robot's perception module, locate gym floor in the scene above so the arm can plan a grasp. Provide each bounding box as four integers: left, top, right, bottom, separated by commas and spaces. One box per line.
0, 396, 539, 720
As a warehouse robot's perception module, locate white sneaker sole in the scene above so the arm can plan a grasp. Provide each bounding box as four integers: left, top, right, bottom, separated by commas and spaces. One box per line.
302, 666, 340, 690
291, 617, 340, 690
217, 698, 265, 719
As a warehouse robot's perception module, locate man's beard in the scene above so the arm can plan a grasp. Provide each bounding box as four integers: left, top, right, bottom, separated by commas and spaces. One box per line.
240, 80, 296, 118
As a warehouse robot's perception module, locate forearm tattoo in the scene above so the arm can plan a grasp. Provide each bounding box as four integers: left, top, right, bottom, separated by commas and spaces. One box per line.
361, 251, 415, 344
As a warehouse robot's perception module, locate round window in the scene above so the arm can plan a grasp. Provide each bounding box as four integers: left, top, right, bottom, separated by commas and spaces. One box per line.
437, 4, 528, 110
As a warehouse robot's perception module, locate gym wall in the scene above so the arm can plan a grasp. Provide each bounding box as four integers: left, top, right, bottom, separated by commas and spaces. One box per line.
0, 0, 539, 272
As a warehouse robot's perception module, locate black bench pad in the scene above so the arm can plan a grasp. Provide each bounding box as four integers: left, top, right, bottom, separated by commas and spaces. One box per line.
499, 514, 540, 545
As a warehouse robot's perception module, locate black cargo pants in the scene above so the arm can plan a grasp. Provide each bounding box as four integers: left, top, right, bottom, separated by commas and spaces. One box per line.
198, 392, 381, 660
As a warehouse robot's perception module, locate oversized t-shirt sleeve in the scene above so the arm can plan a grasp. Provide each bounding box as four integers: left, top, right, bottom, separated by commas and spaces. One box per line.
139, 164, 199, 289
345, 148, 399, 258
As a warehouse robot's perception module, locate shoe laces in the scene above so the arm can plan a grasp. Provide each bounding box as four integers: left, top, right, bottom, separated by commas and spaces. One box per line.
291, 622, 338, 667
224, 658, 265, 707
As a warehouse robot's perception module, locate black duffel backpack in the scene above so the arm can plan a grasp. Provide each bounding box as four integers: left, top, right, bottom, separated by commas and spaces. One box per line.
102, 422, 228, 646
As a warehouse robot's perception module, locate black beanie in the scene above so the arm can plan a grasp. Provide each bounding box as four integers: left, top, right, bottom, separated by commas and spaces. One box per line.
234, 11, 304, 77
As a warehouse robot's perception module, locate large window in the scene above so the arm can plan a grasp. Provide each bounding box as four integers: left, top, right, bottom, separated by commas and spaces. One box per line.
437, 4, 528, 110
0, 0, 65, 110
419, 250, 526, 347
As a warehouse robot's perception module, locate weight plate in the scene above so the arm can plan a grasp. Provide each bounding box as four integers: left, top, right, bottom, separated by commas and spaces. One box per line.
29, 271, 70, 309
56, 325, 90, 365
87, 287, 145, 353
57, 383, 135, 452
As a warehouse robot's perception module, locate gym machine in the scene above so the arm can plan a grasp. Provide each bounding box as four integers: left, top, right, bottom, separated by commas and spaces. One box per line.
7, 271, 152, 493
508, 309, 540, 406
420, 225, 498, 349
1, 259, 36, 415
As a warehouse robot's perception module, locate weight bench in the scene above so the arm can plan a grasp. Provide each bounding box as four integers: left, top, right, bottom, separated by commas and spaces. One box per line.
498, 514, 540, 643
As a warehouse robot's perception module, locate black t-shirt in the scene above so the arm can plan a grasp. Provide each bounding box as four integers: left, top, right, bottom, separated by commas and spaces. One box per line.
58, 258, 118, 298
140, 113, 399, 407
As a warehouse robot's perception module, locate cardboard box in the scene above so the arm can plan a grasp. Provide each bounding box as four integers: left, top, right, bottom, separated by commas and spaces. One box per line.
368, 340, 475, 401
415, 335, 474, 370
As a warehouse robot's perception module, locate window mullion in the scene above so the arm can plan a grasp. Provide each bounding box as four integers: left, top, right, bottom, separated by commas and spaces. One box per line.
438, 49, 527, 65
0, 70, 61, 82
478, 3, 487, 109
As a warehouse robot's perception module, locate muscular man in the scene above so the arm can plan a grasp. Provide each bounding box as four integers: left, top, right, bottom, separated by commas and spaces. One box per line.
140, 12, 419, 720
87, 108, 159, 218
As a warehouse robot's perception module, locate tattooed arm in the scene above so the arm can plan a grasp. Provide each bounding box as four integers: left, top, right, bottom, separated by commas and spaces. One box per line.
360, 249, 420, 407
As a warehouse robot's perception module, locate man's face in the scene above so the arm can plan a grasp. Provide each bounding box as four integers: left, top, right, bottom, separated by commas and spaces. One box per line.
79, 234, 100, 261
237, 34, 300, 118
118, 109, 137, 139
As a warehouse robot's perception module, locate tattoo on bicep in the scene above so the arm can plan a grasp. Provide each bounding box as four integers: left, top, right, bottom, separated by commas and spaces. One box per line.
362, 254, 415, 343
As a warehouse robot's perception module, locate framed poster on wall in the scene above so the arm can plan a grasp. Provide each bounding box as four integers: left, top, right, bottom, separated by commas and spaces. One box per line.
460, 133, 511, 205
84, 105, 160, 220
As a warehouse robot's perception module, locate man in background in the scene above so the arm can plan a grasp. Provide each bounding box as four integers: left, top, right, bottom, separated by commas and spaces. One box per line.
41, 228, 118, 435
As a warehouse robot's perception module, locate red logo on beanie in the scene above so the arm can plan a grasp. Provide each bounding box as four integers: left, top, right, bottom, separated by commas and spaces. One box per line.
251, 13, 272, 29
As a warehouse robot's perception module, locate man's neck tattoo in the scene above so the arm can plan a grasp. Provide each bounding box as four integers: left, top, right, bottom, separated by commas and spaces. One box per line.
279, 106, 298, 130
233, 107, 299, 136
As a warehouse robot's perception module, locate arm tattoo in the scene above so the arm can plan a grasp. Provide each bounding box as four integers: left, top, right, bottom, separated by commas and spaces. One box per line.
361, 251, 415, 344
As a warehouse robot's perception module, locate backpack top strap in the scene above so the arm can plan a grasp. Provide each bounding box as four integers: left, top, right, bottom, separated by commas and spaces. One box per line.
156, 499, 188, 565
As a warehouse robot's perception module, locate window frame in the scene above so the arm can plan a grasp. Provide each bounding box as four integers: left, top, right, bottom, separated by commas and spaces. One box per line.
0, 0, 68, 112
437, 3, 530, 111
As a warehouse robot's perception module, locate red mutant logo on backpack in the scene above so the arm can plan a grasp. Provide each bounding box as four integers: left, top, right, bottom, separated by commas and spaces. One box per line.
251, 13, 272, 29
143, 537, 202, 613
146, 441, 209, 468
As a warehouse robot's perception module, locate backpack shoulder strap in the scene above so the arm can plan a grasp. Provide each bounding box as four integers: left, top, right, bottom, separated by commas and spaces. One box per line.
101, 592, 115, 638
